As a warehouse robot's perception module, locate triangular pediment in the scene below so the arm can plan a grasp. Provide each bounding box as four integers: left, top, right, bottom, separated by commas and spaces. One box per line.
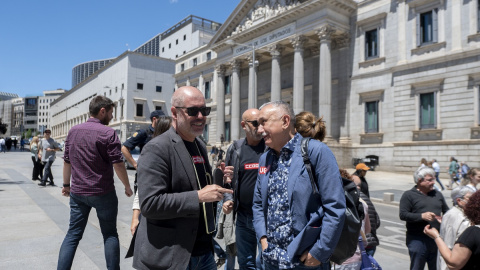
209, 0, 305, 48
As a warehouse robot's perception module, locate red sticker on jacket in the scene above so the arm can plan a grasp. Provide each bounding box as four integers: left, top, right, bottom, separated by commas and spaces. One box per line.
259, 166, 269, 174
192, 156, 205, 164
244, 163, 259, 170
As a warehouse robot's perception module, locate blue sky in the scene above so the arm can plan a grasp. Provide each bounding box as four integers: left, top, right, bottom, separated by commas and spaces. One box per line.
0, 0, 239, 97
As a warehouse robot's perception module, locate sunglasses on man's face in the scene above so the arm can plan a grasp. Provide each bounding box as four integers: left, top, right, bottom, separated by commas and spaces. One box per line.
245, 120, 259, 128
175, 106, 211, 117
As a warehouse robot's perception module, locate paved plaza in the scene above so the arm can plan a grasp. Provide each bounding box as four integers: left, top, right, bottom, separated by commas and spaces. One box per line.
0, 149, 455, 269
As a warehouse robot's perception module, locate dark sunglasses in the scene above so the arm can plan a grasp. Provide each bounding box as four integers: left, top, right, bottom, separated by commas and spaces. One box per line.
245, 120, 259, 128
175, 106, 211, 117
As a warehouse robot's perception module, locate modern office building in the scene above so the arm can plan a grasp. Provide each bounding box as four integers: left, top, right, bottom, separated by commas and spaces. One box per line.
11, 98, 24, 137
72, 59, 114, 88
37, 89, 66, 133
51, 51, 175, 143
174, 0, 480, 172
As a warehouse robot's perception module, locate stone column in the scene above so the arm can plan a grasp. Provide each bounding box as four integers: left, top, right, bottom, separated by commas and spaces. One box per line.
269, 44, 283, 102
317, 25, 335, 139
231, 60, 242, 141
186, 78, 191, 86
216, 65, 226, 143
397, 0, 406, 64
247, 55, 259, 109
199, 74, 205, 95
290, 35, 306, 114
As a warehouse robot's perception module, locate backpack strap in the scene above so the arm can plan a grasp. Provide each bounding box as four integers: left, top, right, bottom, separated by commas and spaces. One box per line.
301, 137, 318, 194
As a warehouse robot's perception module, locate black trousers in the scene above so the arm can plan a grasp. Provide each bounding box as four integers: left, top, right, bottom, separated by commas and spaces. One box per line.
31, 157, 44, 180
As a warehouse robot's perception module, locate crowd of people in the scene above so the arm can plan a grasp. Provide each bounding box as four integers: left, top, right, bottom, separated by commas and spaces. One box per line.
24, 85, 479, 270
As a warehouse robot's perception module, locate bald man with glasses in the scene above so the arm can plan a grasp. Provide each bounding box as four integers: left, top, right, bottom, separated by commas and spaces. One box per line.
223, 108, 266, 269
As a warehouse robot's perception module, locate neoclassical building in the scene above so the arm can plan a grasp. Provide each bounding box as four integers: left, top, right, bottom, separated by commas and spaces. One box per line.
175, 0, 480, 172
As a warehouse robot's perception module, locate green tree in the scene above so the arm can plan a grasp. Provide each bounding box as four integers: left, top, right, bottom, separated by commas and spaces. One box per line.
25, 129, 32, 139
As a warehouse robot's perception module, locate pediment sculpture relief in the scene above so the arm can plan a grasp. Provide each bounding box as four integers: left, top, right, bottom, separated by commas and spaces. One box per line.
230, 0, 301, 37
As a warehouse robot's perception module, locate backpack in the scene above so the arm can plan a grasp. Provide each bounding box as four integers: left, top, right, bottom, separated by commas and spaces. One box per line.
300, 137, 364, 265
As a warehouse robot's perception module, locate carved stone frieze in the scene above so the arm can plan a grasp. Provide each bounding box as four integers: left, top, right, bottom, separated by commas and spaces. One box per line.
215, 65, 226, 75
268, 44, 284, 58
332, 32, 350, 49
230, 0, 302, 37
230, 59, 243, 72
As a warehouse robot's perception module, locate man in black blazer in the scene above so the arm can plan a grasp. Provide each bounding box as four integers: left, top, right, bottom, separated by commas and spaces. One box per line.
133, 86, 233, 270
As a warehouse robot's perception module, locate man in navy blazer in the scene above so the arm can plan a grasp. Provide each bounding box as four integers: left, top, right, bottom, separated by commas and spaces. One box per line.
252, 101, 346, 270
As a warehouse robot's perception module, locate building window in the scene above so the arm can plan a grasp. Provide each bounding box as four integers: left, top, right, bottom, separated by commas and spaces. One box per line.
181, 64, 185, 72
169, 43, 171, 49
115, 87, 118, 93
156, 86, 162, 92
109, 89, 111, 95
136, 104, 143, 117
203, 124, 209, 142
176, 39, 178, 45
104, 92, 106, 96
184, 34, 186, 40
121, 103, 124, 119
224, 76, 231, 94
162, 47, 165, 52
206, 52, 211, 61
365, 29, 378, 59
183, 51, 186, 54
155, 106, 162, 111
193, 58, 197, 67
225, 122, 231, 142
420, 92, 435, 129
137, 83, 143, 90
176, 54, 178, 58
205, 81, 211, 99
122, 83, 124, 90
417, 9, 438, 46
365, 101, 379, 133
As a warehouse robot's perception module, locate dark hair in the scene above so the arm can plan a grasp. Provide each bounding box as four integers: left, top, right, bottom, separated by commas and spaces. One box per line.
339, 169, 352, 180
464, 190, 480, 225
89, 96, 114, 116
153, 116, 172, 137
295, 111, 326, 142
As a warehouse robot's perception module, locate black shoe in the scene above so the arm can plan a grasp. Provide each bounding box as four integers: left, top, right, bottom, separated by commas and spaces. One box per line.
38, 181, 46, 187
48, 181, 55, 186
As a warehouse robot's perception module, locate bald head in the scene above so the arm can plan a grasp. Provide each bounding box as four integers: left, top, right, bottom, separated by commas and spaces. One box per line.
242, 108, 260, 121
171, 86, 204, 107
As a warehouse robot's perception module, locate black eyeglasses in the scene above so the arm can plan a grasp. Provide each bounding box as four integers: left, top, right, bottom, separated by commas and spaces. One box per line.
175, 106, 211, 117
245, 120, 259, 128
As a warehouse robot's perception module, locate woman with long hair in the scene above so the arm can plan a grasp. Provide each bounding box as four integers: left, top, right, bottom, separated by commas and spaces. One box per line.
30, 136, 44, 180
461, 168, 479, 192
424, 190, 480, 269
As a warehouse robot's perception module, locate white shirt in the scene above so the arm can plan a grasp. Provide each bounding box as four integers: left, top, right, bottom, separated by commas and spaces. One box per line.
0, 138, 5, 145
432, 162, 440, 173
437, 206, 470, 270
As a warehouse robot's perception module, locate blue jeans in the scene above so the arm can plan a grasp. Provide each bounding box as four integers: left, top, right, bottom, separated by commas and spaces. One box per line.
42, 159, 54, 182
406, 233, 437, 270
435, 172, 445, 190
57, 191, 120, 270
236, 210, 263, 270
186, 251, 216, 270
213, 239, 236, 270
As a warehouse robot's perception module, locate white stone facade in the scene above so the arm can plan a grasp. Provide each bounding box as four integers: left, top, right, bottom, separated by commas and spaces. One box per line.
50, 52, 175, 143
174, 0, 480, 173
37, 89, 66, 133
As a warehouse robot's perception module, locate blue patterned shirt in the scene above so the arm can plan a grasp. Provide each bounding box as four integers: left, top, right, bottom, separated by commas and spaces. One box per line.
263, 133, 300, 269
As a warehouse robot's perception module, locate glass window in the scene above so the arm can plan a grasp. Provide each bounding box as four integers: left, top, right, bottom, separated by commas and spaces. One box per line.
224, 75, 231, 95
225, 122, 231, 142
184, 34, 186, 40
365, 101, 378, 133
206, 52, 211, 61
169, 43, 171, 49
156, 86, 162, 92
181, 64, 185, 72
155, 106, 162, 111
136, 104, 143, 117
176, 39, 178, 45
420, 92, 435, 129
205, 81, 211, 99
193, 58, 197, 67
137, 83, 143, 90
203, 124, 209, 142
365, 29, 378, 59
162, 47, 165, 52
421, 11, 433, 43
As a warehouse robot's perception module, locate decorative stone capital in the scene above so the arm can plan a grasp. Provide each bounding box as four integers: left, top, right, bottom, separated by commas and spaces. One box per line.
310, 43, 320, 56
215, 65, 226, 75
316, 25, 336, 42
246, 55, 261, 67
290, 35, 306, 51
230, 59, 243, 72
332, 32, 350, 49
268, 44, 284, 58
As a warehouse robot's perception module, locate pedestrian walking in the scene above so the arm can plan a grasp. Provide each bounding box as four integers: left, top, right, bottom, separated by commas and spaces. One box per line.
447, 157, 460, 189
399, 167, 449, 270
57, 96, 133, 270
30, 136, 44, 181
0, 137, 5, 153
431, 159, 445, 190
38, 129, 60, 186
132, 86, 233, 270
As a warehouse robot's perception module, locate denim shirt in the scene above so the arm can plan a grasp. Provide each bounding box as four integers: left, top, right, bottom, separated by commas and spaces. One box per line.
263, 133, 300, 269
